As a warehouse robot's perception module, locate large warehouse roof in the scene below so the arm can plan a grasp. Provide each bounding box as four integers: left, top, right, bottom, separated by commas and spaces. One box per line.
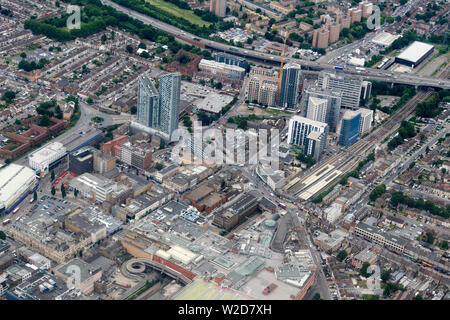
396, 41, 434, 64
0, 164, 36, 209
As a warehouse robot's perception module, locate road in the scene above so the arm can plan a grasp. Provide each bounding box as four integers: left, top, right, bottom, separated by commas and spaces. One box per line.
102, 0, 450, 90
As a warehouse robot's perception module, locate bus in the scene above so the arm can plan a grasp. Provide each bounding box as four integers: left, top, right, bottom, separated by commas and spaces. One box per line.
12, 207, 19, 214
278, 202, 287, 209
334, 65, 344, 70
2, 219, 11, 226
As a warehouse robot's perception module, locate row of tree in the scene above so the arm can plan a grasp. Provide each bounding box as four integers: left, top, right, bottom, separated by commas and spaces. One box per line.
390, 191, 450, 218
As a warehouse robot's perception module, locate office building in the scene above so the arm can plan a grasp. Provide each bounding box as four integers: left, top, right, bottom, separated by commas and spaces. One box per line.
28, 142, 67, 174
358, 108, 373, 136
288, 115, 328, 159
303, 85, 342, 132
69, 147, 94, 175
69, 173, 115, 202
354, 223, 407, 253
120, 142, 152, 170
278, 63, 302, 109
339, 110, 361, 147
101, 136, 128, 158
198, 59, 246, 80
93, 151, 116, 174
210, 0, 226, 17
214, 52, 248, 70
318, 72, 363, 109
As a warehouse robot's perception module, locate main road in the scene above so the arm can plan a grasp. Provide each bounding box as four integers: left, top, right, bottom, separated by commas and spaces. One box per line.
102, 0, 450, 89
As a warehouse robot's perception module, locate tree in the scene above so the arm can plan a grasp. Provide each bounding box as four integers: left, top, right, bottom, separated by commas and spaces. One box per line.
312, 293, 322, 300
39, 114, 50, 127
51, 170, 55, 181
61, 185, 66, 199
337, 250, 348, 262
440, 240, 448, 250
51, 186, 56, 196
381, 270, 391, 283
159, 139, 166, 150
369, 184, 386, 201
74, 189, 78, 198
360, 262, 372, 278
33, 191, 37, 202
126, 45, 134, 54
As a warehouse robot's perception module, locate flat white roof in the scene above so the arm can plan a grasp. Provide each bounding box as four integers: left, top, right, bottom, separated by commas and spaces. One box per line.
29, 141, 66, 163
396, 41, 434, 64
0, 164, 36, 208
372, 31, 401, 47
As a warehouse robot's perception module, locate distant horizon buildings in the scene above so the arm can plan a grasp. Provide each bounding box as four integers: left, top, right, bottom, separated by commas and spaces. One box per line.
135, 73, 181, 141
278, 63, 302, 109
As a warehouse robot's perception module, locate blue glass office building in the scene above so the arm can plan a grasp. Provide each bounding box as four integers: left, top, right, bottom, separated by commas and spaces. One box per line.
339, 110, 361, 147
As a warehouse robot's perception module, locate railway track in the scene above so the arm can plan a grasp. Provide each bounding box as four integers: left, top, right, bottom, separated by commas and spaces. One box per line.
286, 89, 433, 197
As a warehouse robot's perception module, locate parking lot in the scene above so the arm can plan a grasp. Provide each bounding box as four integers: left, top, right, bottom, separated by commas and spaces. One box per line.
29, 195, 76, 218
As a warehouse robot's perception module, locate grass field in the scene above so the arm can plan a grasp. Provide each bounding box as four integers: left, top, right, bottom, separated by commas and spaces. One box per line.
144, 0, 211, 26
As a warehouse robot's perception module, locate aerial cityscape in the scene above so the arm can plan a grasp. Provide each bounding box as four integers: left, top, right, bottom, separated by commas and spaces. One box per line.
0, 0, 449, 304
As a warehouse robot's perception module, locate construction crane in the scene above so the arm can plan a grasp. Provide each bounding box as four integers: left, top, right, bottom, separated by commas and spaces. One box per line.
277, 36, 288, 96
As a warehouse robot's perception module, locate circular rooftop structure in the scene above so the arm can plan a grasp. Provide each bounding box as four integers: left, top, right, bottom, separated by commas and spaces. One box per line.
264, 219, 277, 229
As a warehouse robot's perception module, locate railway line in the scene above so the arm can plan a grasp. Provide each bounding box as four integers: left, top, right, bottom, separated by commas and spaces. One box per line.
285, 89, 433, 199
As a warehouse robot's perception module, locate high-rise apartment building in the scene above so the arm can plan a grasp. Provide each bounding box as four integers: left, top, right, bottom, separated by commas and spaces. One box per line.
303, 85, 342, 132
248, 74, 279, 107
158, 73, 181, 138
210, 0, 226, 17
137, 75, 159, 128
288, 115, 328, 160
136, 73, 181, 140
357, 108, 373, 136
305, 97, 328, 124
279, 63, 302, 109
